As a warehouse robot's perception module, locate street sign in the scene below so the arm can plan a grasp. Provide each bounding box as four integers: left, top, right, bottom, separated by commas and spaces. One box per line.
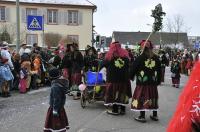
27, 15, 43, 31
194, 42, 200, 49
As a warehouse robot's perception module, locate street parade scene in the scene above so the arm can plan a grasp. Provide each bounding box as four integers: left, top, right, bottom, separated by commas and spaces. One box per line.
0, 0, 200, 132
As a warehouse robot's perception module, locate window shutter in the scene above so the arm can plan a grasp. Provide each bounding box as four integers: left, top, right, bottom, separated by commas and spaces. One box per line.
78, 11, 83, 25
5, 7, 10, 22
64, 11, 68, 24
21, 8, 26, 23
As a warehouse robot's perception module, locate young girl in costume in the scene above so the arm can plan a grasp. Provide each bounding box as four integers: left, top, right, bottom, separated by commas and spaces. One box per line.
44, 68, 69, 132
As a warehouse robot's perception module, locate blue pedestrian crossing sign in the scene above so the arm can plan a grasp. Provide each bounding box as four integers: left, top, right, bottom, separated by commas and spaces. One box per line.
27, 15, 43, 31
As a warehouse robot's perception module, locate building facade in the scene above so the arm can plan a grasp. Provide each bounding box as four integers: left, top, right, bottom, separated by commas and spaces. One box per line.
0, 0, 96, 49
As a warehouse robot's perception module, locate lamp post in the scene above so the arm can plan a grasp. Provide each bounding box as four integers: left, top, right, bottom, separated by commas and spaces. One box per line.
16, 0, 20, 52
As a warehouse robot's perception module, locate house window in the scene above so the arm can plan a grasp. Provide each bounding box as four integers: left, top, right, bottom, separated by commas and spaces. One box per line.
68, 10, 78, 25
26, 8, 37, 16
27, 34, 38, 46
0, 7, 6, 21
48, 10, 58, 24
67, 35, 79, 44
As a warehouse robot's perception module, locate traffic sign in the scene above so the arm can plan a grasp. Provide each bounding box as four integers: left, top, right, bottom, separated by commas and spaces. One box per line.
194, 42, 200, 49
27, 15, 43, 31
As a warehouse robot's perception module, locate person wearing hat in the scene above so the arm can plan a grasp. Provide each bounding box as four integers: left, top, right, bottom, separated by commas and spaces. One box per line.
44, 68, 69, 132
159, 49, 169, 83
1, 42, 14, 71
84, 45, 98, 72
49, 48, 61, 68
19, 44, 27, 56
68, 43, 84, 100
0, 53, 14, 97
130, 40, 161, 122
103, 42, 132, 115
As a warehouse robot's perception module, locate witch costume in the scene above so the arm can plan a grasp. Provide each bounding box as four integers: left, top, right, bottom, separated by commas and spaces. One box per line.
44, 68, 69, 132
103, 42, 132, 115
167, 60, 200, 132
130, 40, 161, 122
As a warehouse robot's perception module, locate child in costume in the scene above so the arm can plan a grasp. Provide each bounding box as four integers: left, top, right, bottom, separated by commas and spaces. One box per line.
44, 68, 69, 132
171, 56, 181, 88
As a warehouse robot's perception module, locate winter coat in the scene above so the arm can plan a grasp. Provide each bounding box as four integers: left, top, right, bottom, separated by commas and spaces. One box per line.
102, 57, 130, 83
49, 79, 69, 113
130, 53, 162, 86
1, 49, 14, 70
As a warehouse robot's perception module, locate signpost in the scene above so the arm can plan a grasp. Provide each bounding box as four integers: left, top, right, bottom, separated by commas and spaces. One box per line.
27, 15, 44, 47
27, 15, 43, 31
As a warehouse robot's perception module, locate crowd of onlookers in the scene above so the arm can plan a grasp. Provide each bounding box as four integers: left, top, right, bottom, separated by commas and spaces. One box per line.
0, 42, 55, 97
0, 39, 199, 98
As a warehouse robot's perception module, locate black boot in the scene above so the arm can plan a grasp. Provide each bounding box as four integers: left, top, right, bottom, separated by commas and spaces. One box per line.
135, 111, 146, 123
107, 104, 120, 115
150, 111, 159, 121
120, 105, 126, 115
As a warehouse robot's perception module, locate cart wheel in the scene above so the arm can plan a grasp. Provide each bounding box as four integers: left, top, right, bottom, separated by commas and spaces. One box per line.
81, 92, 86, 108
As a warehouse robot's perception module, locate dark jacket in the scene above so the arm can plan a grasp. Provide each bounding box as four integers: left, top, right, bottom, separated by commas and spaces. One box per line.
103, 57, 130, 83
171, 60, 181, 78
84, 55, 98, 72
130, 53, 161, 86
60, 53, 71, 69
70, 51, 84, 73
49, 79, 69, 112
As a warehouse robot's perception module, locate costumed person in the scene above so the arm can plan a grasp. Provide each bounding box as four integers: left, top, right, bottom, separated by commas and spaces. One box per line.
171, 56, 181, 88
84, 45, 104, 97
130, 40, 161, 122
19, 63, 28, 93
84, 45, 98, 72
0, 55, 14, 97
48, 48, 61, 68
60, 44, 72, 83
159, 49, 168, 83
167, 59, 200, 132
19, 43, 27, 56
12, 53, 21, 91
68, 43, 84, 100
103, 42, 132, 115
44, 68, 69, 132
31, 54, 41, 89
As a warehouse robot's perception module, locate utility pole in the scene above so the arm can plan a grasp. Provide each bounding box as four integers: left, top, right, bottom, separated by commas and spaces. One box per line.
16, 0, 20, 52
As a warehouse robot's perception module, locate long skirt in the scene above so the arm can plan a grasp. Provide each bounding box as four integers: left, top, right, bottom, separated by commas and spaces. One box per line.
131, 85, 158, 111
104, 81, 132, 106
161, 67, 165, 82
172, 77, 180, 87
71, 73, 82, 85
44, 107, 69, 132
19, 79, 27, 93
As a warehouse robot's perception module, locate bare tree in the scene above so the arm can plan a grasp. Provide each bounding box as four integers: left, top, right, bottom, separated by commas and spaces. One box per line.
173, 14, 184, 33
165, 14, 187, 47
0, 23, 26, 44
165, 14, 184, 33
45, 33, 62, 47
166, 18, 173, 32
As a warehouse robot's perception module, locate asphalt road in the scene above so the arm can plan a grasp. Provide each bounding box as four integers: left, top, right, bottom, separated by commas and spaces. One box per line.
0, 67, 189, 132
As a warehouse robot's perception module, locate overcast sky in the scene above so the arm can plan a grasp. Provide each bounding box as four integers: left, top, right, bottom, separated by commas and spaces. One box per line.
89, 0, 200, 37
